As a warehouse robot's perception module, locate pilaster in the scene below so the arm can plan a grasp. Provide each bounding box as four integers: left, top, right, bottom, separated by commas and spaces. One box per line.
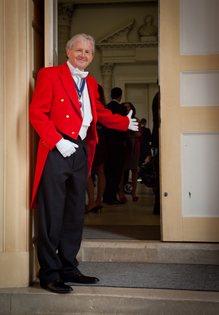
101, 63, 114, 103
0, 0, 31, 287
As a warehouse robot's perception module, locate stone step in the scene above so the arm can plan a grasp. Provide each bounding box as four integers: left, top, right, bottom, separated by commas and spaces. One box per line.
1, 284, 219, 315
77, 240, 219, 265
2, 240, 219, 314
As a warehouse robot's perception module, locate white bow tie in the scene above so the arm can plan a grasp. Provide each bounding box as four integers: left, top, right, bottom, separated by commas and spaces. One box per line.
72, 68, 89, 78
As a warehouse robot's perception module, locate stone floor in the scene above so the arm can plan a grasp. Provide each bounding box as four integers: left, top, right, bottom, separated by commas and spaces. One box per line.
84, 182, 160, 229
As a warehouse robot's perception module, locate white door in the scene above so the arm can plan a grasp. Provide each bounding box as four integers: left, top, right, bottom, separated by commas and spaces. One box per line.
160, 0, 219, 242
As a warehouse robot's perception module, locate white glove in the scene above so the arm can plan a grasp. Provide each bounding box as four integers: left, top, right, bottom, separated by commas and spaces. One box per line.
56, 138, 79, 158
127, 110, 139, 131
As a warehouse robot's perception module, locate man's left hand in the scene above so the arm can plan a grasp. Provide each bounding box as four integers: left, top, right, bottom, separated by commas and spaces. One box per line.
127, 110, 139, 131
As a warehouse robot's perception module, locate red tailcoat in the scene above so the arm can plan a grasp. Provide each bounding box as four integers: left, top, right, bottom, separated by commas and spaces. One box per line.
29, 63, 129, 209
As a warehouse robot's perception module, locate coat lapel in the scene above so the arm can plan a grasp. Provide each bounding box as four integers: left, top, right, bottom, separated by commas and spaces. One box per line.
60, 63, 98, 123
59, 63, 81, 117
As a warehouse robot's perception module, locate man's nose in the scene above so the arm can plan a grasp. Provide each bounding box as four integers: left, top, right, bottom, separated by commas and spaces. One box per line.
80, 50, 86, 57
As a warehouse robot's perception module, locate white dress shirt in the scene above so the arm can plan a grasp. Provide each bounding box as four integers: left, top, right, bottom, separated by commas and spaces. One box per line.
67, 61, 93, 140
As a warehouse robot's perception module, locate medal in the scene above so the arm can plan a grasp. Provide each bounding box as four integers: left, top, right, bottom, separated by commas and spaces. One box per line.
73, 78, 85, 107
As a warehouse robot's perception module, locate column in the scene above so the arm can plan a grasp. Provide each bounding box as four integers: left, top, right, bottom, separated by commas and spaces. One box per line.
58, 3, 74, 65
101, 63, 114, 104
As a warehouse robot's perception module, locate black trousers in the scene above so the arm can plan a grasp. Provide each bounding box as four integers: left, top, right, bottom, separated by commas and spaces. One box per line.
37, 134, 88, 285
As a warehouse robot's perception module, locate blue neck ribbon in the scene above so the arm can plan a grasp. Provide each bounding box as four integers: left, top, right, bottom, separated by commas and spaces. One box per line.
73, 78, 85, 101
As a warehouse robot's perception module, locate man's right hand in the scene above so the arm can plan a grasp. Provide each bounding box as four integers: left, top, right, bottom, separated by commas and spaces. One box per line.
56, 138, 79, 158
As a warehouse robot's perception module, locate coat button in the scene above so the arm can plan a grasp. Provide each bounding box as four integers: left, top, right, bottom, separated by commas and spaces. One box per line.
66, 115, 69, 118
61, 99, 64, 102
72, 131, 75, 135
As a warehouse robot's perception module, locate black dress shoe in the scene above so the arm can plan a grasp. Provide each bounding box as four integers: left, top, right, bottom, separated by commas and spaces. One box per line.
85, 205, 102, 214
107, 198, 125, 205
40, 279, 73, 294
62, 271, 99, 284
114, 198, 125, 204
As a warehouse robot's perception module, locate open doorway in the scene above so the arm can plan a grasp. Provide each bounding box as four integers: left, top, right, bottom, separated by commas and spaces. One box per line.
60, 1, 160, 241
56, 0, 160, 241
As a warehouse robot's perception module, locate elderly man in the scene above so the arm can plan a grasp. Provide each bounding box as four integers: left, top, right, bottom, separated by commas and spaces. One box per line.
29, 33, 138, 294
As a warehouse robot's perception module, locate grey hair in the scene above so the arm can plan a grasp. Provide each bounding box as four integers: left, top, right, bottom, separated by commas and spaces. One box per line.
66, 33, 95, 55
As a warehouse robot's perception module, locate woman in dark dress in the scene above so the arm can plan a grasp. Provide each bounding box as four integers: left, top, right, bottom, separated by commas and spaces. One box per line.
118, 102, 142, 202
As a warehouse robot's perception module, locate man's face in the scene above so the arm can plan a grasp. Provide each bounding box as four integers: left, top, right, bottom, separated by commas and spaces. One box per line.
67, 40, 94, 71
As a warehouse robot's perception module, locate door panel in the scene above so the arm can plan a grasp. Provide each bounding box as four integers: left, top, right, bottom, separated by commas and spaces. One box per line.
160, 0, 219, 242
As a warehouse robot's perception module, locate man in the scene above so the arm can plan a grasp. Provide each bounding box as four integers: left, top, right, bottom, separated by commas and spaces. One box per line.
139, 118, 152, 164
103, 88, 128, 205
29, 33, 138, 294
